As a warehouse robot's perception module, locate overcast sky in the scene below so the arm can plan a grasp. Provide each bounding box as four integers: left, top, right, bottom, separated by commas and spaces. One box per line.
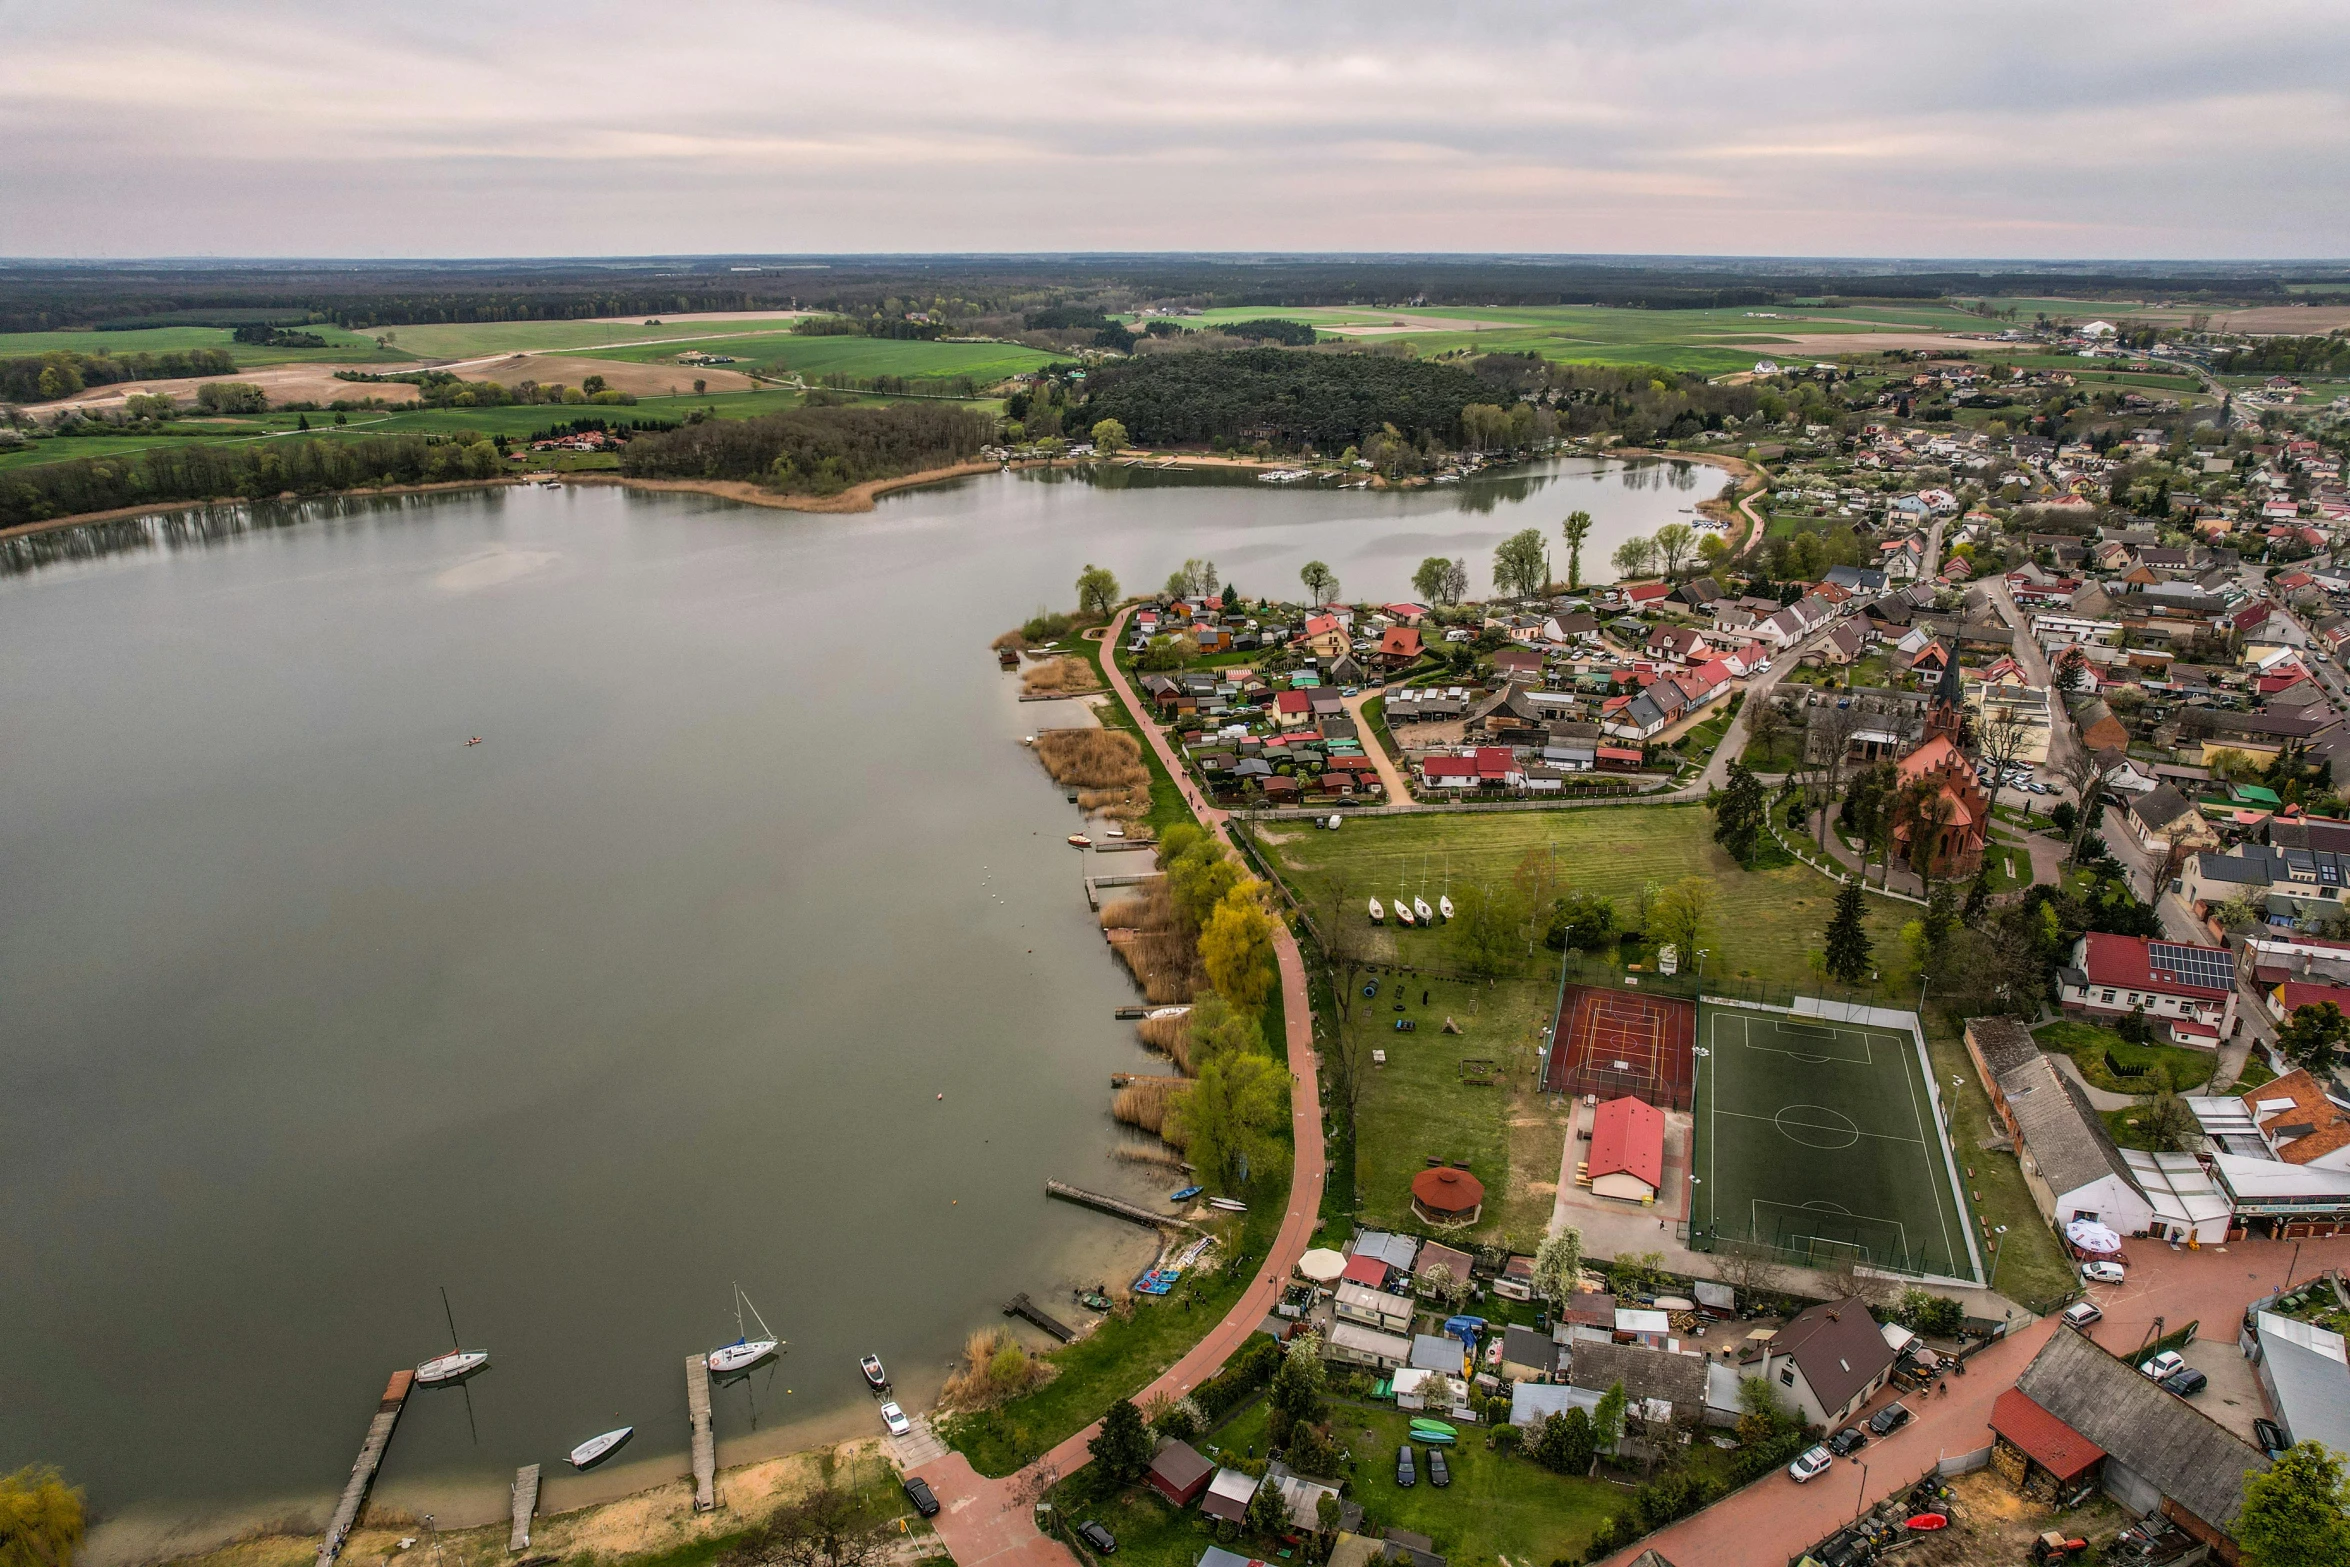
5, 1, 2346, 260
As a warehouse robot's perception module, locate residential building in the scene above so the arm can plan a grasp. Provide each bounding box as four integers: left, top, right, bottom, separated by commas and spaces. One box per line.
2184, 838, 2350, 923
1989, 1050, 2155, 1235
1568, 1339, 1710, 1430
1146, 1438, 1215, 1507
1333, 1281, 1415, 1336
1201, 1469, 1262, 1526
1759, 1297, 1898, 1428
1325, 1322, 1413, 1370
2125, 786, 2221, 858
2056, 933, 2237, 1044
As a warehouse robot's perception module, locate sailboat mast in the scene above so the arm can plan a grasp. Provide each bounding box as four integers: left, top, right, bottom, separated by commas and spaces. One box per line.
441, 1286, 461, 1351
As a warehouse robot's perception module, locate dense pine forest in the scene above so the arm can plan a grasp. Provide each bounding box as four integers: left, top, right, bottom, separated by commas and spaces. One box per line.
618, 403, 993, 495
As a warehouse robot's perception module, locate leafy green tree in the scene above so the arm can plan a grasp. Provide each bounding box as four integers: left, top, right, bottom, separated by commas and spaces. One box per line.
1090, 418, 1129, 455
1534, 1408, 1596, 1474
1300, 560, 1338, 605
1824, 880, 1873, 985
1651, 877, 1716, 963
1591, 1382, 1627, 1455
1243, 1473, 1289, 1537
1088, 1398, 1156, 1482
1711, 760, 1769, 867
1654, 522, 1696, 576
1201, 884, 1276, 1013
1561, 510, 1594, 589
1412, 555, 1467, 606
1611, 535, 1658, 579
1075, 563, 1120, 618
2277, 1002, 2350, 1072
1532, 1228, 1584, 1303
1545, 890, 1616, 952
1167, 1051, 1287, 1192
0, 1466, 84, 1567
1268, 1332, 1329, 1424
1493, 528, 1549, 598
2238, 1441, 2350, 1567
1454, 880, 1526, 978
1314, 1492, 1342, 1540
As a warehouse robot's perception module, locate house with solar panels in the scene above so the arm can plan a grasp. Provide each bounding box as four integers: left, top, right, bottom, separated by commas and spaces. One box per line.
2056, 933, 2238, 1046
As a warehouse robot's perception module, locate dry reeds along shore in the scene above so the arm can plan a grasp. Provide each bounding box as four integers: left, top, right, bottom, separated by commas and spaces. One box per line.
1021, 655, 1101, 696
1097, 877, 1193, 1003
939, 1325, 1049, 1411
1110, 1075, 1190, 1145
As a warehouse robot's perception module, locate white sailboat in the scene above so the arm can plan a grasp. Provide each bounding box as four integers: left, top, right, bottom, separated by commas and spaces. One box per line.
1395, 897, 1416, 928
416, 1288, 488, 1384
707, 1283, 782, 1375
569, 1427, 633, 1470
1438, 894, 1455, 922
1414, 896, 1433, 924
1368, 897, 1384, 924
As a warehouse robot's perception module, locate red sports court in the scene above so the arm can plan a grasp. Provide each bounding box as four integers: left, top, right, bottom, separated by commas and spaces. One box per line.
1545, 982, 1697, 1111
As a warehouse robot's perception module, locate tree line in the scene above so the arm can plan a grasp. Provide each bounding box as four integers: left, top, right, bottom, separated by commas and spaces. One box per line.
334, 369, 638, 408
1, 348, 236, 404
0, 434, 502, 530
618, 403, 993, 497
1072, 348, 1500, 449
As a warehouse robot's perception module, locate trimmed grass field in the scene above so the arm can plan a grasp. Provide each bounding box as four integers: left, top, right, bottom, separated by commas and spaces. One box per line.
370, 315, 816, 359
1259, 805, 1912, 990
1693, 1005, 1977, 1282
0, 323, 410, 366
558, 333, 1065, 385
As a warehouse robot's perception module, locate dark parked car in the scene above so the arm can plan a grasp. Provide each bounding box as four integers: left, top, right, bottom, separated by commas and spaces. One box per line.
1827, 1426, 1869, 1457
1866, 1402, 1912, 1438
2161, 1367, 2208, 1398
1077, 1522, 1117, 1554
902, 1477, 939, 1518
1396, 1444, 1417, 1487
1427, 1449, 1450, 1487
2255, 1417, 2288, 1457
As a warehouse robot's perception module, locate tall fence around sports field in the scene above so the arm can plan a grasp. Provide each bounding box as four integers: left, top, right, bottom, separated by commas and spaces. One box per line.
1545, 949, 1932, 1017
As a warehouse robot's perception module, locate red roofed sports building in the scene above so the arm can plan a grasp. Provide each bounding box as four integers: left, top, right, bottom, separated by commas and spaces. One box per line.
2057, 932, 2237, 1044
1586, 1097, 1665, 1203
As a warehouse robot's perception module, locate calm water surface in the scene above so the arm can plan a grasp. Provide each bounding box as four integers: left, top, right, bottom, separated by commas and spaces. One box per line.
0, 458, 1702, 1550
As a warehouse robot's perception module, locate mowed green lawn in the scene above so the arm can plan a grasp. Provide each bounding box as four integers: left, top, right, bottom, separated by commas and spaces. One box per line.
0, 323, 410, 366
1694, 1007, 1976, 1283
1260, 805, 1911, 989
374, 314, 814, 359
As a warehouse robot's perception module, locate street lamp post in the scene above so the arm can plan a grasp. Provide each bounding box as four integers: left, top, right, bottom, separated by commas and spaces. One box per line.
1853, 1460, 1871, 1522
1988, 1225, 2008, 1291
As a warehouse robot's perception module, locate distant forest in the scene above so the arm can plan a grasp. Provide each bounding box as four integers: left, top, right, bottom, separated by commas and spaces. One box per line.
619, 403, 993, 496
2215, 334, 2350, 375
0, 256, 2333, 335
0, 435, 501, 531
1074, 349, 1497, 448
0, 348, 235, 403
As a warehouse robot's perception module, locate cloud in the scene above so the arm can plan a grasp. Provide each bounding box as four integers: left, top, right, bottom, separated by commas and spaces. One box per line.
1, 0, 2344, 257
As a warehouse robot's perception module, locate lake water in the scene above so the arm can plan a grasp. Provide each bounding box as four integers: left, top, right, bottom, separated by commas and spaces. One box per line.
0, 457, 1704, 1553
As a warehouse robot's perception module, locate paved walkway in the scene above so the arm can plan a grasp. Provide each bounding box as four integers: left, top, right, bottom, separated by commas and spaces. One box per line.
922, 606, 1329, 1567
2046, 1050, 2140, 1112
1340, 689, 1415, 802
1598, 1316, 2059, 1567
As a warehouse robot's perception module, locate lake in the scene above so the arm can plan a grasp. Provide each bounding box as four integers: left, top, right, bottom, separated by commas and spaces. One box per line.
0, 456, 1705, 1554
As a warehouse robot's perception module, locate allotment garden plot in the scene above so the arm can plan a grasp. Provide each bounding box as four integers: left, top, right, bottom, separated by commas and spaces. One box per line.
1691, 1004, 1978, 1284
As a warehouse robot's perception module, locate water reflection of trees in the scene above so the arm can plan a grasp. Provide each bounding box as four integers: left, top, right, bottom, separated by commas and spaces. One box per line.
1, 490, 504, 577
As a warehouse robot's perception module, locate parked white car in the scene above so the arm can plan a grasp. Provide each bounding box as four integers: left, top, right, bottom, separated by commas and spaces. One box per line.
2080, 1260, 2126, 1285
880, 1401, 911, 1437
2141, 1351, 2186, 1381
1788, 1445, 1835, 1483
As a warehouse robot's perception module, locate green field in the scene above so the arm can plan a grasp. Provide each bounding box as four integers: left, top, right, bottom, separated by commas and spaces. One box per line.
1693, 1004, 1977, 1283
371, 314, 814, 359
1129, 301, 1997, 375
557, 332, 1065, 384
0, 323, 410, 366
1258, 805, 1912, 989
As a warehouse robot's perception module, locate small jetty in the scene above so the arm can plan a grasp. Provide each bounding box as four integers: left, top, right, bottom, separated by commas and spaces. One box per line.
1002, 1292, 1076, 1342
1083, 871, 1162, 910
509, 1465, 540, 1552
316, 1370, 412, 1567
1088, 840, 1155, 855
1046, 1179, 1191, 1231
1113, 1005, 1149, 1020
686, 1354, 716, 1513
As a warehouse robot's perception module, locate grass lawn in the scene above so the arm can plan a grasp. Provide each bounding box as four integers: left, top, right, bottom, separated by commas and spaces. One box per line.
1259, 805, 1911, 991
1337, 973, 1567, 1247
941, 1163, 1293, 1477
2034, 1019, 2215, 1094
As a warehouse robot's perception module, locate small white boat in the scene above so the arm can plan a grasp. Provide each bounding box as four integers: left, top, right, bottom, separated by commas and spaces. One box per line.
415, 1350, 489, 1384
1369, 897, 1385, 925
568, 1427, 633, 1470
1327, 814, 1342, 830
1395, 899, 1416, 928
1208, 1197, 1248, 1212
1104, 826, 1126, 839
861, 1354, 889, 1390
1414, 897, 1433, 924
1067, 834, 1092, 848
707, 1284, 782, 1376
1439, 895, 1455, 921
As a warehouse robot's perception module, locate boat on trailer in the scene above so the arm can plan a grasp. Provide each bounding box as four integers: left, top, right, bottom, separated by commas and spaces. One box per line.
1395, 898, 1416, 927
861, 1354, 889, 1391
1369, 897, 1384, 924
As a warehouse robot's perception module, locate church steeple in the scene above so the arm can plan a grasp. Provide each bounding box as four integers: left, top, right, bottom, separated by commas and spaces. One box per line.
1926, 641, 1966, 746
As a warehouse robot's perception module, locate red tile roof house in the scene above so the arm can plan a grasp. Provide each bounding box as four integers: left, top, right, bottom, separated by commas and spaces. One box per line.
2057, 932, 2237, 1046
1623, 581, 1671, 610
2238, 1068, 2350, 1170
1377, 625, 1424, 667
1274, 688, 1313, 728
1586, 1096, 1666, 1203
1420, 748, 1522, 791
1645, 625, 1711, 665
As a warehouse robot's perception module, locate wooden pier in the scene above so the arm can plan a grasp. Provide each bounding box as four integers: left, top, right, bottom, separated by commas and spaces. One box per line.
316, 1370, 412, 1567
1002, 1292, 1075, 1342
1082, 872, 1162, 910
509, 1465, 540, 1553
686, 1354, 716, 1513
1046, 1179, 1190, 1231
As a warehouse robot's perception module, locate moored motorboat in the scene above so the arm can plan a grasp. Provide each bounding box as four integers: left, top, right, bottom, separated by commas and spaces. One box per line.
1369, 897, 1384, 924
1067, 834, 1092, 848
416, 1350, 489, 1384
1104, 826, 1126, 838
861, 1354, 889, 1390
568, 1427, 633, 1470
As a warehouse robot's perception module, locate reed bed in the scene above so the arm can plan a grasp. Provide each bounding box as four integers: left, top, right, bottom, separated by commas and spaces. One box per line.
1022, 656, 1102, 696
1034, 728, 1149, 793
939, 1326, 1045, 1410
1111, 1076, 1190, 1145
990, 628, 1028, 651
1110, 1142, 1190, 1172
1099, 896, 1151, 930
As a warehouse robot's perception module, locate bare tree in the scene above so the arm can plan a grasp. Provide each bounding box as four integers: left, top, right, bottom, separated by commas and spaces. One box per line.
726, 1473, 895, 1567
1976, 704, 2034, 826
1314, 871, 1375, 1125
2058, 746, 2121, 865
1807, 701, 1866, 850
1744, 696, 1792, 774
